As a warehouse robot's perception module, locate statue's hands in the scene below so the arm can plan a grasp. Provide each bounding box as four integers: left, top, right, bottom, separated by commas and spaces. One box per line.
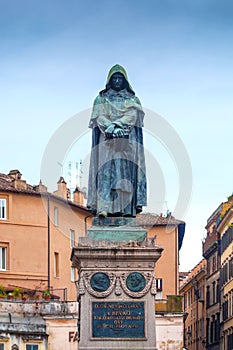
113, 127, 125, 137
105, 124, 115, 138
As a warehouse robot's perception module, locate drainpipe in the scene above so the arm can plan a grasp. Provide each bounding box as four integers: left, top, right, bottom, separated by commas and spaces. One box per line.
47, 195, 51, 289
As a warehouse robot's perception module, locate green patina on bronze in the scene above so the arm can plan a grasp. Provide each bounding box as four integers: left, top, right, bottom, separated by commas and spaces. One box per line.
87, 230, 146, 242
87, 64, 147, 218
126, 272, 146, 292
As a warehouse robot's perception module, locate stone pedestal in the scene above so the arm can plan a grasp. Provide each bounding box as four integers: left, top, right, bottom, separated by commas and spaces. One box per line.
71, 218, 163, 350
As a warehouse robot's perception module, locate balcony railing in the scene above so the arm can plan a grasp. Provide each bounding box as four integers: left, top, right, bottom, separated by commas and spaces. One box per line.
0, 300, 79, 316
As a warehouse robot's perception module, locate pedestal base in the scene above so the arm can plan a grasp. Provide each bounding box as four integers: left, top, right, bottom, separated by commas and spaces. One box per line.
71, 218, 163, 350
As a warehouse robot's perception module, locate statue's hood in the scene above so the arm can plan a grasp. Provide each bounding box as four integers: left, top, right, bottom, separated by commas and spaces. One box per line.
106, 64, 134, 92
106, 64, 129, 84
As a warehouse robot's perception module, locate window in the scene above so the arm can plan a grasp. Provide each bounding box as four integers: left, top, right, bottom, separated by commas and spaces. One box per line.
210, 316, 214, 343
71, 267, 75, 282
230, 257, 233, 279
26, 345, 38, 350
216, 280, 220, 302
70, 230, 75, 248
54, 252, 59, 278
0, 199, 6, 219
183, 293, 187, 309
212, 281, 216, 304
222, 298, 229, 321
232, 293, 233, 317
221, 262, 229, 285
228, 333, 233, 350
221, 226, 233, 253
155, 278, 162, 292
216, 313, 220, 341
206, 318, 210, 345
155, 278, 163, 299
207, 259, 211, 275
12, 345, 19, 350
206, 286, 210, 307
54, 206, 58, 226
212, 255, 216, 272
0, 247, 6, 270
0, 343, 4, 350
188, 290, 191, 307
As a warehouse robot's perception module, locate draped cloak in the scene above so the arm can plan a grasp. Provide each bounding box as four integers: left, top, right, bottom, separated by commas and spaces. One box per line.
87, 65, 147, 217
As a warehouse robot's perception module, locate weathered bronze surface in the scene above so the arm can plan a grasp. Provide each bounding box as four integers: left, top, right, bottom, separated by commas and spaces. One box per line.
90, 273, 110, 292
126, 272, 146, 292
87, 64, 147, 218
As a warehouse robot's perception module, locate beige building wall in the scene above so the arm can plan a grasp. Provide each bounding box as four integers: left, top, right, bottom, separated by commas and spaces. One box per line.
179, 259, 206, 350
156, 314, 183, 350
0, 300, 78, 350
217, 205, 233, 349
46, 319, 78, 350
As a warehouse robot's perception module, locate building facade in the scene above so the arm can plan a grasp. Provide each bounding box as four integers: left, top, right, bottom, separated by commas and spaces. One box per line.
137, 213, 186, 298
218, 201, 233, 350
180, 195, 233, 350
180, 259, 206, 350
0, 169, 186, 349
0, 170, 91, 301
0, 170, 185, 302
0, 300, 79, 350
202, 205, 221, 349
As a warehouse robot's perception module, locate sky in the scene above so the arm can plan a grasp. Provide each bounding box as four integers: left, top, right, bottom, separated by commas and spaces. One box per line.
1, 0, 233, 271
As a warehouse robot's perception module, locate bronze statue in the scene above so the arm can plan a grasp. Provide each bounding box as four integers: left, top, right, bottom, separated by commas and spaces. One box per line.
87, 64, 147, 217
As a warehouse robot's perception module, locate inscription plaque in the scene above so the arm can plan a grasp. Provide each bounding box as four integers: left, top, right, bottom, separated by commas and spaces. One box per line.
92, 301, 145, 338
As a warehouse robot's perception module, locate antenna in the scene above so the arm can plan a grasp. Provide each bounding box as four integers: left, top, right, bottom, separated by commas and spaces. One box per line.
68, 162, 72, 190
79, 160, 83, 188
76, 162, 79, 187
57, 162, 63, 176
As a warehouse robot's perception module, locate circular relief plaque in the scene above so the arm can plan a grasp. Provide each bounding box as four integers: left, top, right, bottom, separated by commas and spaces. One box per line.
126, 272, 146, 292
90, 272, 110, 292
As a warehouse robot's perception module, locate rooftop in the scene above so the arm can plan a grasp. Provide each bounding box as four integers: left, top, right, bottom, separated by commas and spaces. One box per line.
137, 212, 184, 226
0, 170, 88, 211
179, 258, 206, 289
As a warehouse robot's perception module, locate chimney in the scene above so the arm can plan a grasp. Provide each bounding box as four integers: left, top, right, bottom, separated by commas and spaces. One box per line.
8, 169, 27, 190
33, 180, 47, 193
53, 177, 68, 199
73, 186, 84, 206
8, 169, 22, 180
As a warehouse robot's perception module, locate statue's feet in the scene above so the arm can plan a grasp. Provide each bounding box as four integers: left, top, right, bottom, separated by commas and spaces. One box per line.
98, 210, 108, 217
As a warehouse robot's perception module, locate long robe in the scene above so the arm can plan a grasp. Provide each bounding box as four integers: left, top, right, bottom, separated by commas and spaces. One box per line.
87, 87, 147, 217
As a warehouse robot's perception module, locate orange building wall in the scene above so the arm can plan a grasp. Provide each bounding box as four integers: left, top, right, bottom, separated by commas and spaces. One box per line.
147, 225, 178, 297
0, 192, 48, 290
0, 183, 181, 301
48, 197, 91, 300
0, 190, 92, 300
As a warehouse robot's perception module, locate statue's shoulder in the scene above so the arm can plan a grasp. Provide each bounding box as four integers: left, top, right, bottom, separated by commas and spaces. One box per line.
132, 95, 141, 104
93, 94, 102, 104
93, 94, 108, 105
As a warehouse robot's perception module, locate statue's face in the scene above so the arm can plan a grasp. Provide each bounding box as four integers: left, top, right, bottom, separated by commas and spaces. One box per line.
110, 73, 125, 91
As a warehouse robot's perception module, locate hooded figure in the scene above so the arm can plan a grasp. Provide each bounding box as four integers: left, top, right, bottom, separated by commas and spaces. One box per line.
87, 64, 147, 217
